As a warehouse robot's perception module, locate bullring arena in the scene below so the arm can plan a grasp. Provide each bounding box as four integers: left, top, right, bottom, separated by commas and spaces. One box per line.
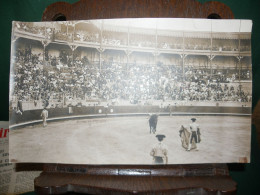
9, 108, 251, 164
9, 19, 252, 164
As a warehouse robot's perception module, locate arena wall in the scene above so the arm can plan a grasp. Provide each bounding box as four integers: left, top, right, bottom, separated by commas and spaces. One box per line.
9, 105, 251, 126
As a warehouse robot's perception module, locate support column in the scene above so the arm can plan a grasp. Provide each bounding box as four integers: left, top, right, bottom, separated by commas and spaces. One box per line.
97, 48, 105, 71
11, 36, 19, 57
69, 45, 78, 66
153, 51, 160, 66
43, 44, 46, 65
180, 54, 187, 79
207, 55, 215, 78
41, 40, 50, 65
72, 23, 75, 43
125, 50, 132, 72
236, 56, 243, 82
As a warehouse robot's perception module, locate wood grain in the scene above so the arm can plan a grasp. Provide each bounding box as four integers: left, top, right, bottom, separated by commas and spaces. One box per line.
253, 100, 260, 148
35, 164, 236, 194
35, 173, 236, 194
42, 0, 234, 21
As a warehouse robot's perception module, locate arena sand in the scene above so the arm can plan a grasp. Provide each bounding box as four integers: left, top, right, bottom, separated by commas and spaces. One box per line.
9, 116, 251, 164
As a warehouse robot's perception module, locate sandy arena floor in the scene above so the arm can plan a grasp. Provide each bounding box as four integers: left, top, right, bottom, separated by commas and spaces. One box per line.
9, 115, 251, 164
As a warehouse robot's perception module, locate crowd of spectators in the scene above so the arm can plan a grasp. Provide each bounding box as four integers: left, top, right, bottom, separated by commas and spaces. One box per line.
15, 22, 53, 40
14, 22, 251, 52
74, 31, 100, 43
11, 45, 252, 109
15, 22, 45, 36
11, 48, 45, 103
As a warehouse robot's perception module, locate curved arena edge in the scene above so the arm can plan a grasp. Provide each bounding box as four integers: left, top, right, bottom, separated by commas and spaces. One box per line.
9, 105, 251, 129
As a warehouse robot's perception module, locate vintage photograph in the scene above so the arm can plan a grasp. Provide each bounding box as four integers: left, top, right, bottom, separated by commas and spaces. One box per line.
9, 18, 252, 164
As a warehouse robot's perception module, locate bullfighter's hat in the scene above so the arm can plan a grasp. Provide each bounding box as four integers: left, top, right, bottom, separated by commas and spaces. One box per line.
191, 118, 196, 121
156, 134, 166, 142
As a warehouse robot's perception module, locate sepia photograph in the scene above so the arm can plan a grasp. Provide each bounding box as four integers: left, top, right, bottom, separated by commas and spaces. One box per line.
9, 18, 252, 164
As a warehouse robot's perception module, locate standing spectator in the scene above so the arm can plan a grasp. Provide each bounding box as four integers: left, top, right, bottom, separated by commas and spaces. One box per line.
41, 107, 48, 127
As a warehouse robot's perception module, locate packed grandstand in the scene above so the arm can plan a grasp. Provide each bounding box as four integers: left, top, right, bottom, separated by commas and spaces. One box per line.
9, 19, 252, 124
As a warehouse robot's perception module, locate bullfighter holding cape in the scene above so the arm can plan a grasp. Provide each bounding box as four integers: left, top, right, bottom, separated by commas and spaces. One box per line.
179, 118, 201, 151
